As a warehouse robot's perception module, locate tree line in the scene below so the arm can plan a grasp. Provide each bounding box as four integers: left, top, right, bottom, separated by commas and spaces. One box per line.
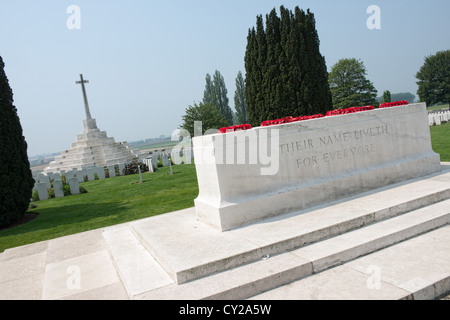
180, 6, 449, 136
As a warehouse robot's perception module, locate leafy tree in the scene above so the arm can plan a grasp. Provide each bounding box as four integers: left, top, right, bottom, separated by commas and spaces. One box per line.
180, 102, 229, 137
0, 56, 34, 227
234, 71, 247, 124
382, 90, 391, 103
328, 58, 378, 109
203, 73, 214, 105
416, 50, 450, 107
212, 70, 233, 125
202, 71, 233, 126
244, 6, 332, 126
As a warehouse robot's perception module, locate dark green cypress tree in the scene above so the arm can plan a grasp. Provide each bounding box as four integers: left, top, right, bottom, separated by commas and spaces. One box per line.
244, 6, 332, 125
244, 27, 259, 126
0, 56, 34, 227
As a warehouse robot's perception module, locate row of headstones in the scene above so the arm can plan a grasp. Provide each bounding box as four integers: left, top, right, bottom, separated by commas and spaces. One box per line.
34, 177, 80, 201
429, 111, 449, 126
143, 147, 194, 170
32, 164, 130, 201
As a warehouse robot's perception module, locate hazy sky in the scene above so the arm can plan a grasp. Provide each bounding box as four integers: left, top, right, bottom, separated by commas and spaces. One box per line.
1, 0, 449, 156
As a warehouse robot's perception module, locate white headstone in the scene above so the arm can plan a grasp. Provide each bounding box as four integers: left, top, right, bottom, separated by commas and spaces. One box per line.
87, 168, 95, 181
151, 156, 158, 169
37, 183, 48, 201
38, 174, 51, 189
118, 163, 125, 175
53, 180, 64, 198
108, 165, 116, 178
435, 114, 442, 125
76, 171, 84, 183
96, 166, 105, 180
162, 155, 169, 167
65, 170, 74, 181
68, 177, 80, 195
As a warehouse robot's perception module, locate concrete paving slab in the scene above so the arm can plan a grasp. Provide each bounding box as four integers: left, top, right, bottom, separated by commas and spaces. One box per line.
46, 229, 106, 264
0, 241, 48, 262
42, 250, 121, 300
0, 252, 47, 283
60, 282, 129, 300
249, 264, 412, 300
0, 272, 45, 300
103, 225, 174, 298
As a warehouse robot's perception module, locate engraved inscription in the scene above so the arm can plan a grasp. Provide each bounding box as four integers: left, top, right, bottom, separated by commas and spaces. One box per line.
280, 124, 389, 168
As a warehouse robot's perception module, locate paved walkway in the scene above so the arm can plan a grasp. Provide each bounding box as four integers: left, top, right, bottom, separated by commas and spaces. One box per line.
1, 217, 449, 300
1, 164, 449, 300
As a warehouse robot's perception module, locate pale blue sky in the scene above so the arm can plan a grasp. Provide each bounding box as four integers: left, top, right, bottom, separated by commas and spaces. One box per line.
1, 0, 449, 156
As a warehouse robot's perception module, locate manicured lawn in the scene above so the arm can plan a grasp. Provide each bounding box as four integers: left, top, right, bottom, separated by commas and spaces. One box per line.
430, 122, 450, 162
0, 164, 198, 253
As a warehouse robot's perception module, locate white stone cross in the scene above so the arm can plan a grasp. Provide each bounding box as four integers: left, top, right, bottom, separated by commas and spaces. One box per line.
76, 74, 92, 120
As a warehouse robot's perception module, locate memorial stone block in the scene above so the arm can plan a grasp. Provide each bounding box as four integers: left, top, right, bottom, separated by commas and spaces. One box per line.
193, 103, 441, 231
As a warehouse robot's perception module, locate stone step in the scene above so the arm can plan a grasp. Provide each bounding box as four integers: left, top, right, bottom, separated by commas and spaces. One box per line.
133, 199, 450, 300
249, 224, 450, 300
102, 224, 174, 299
129, 168, 450, 285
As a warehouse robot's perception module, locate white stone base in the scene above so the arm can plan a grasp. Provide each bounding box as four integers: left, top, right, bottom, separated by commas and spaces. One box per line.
193, 103, 441, 231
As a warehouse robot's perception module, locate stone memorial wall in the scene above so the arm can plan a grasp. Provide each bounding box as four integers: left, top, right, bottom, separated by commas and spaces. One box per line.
193, 103, 441, 231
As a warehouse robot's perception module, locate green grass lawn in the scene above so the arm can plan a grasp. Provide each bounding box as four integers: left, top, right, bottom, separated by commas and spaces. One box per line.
430, 122, 450, 162
0, 164, 198, 253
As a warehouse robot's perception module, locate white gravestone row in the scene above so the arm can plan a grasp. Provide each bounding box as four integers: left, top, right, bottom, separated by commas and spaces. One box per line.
429, 110, 450, 126
33, 164, 127, 201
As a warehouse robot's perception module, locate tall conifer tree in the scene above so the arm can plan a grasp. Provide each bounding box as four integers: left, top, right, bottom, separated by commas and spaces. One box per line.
244, 6, 332, 126
0, 56, 34, 227
234, 71, 247, 124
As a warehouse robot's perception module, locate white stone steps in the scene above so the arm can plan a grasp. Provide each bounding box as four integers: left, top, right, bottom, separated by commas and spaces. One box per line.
133, 199, 450, 300
250, 224, 450, 300
129, 169, 450, 285
102, 224, 173, 299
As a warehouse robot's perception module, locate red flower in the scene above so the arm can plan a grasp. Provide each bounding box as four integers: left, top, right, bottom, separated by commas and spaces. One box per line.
219, 124, 252, 133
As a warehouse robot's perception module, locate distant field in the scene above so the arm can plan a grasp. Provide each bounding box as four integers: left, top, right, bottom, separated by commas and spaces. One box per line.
428, 104, 449, 111
131, 140, 179, 151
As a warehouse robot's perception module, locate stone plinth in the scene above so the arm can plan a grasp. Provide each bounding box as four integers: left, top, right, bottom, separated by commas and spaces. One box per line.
193, 103, 441, 231
43, 120, 138, 174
